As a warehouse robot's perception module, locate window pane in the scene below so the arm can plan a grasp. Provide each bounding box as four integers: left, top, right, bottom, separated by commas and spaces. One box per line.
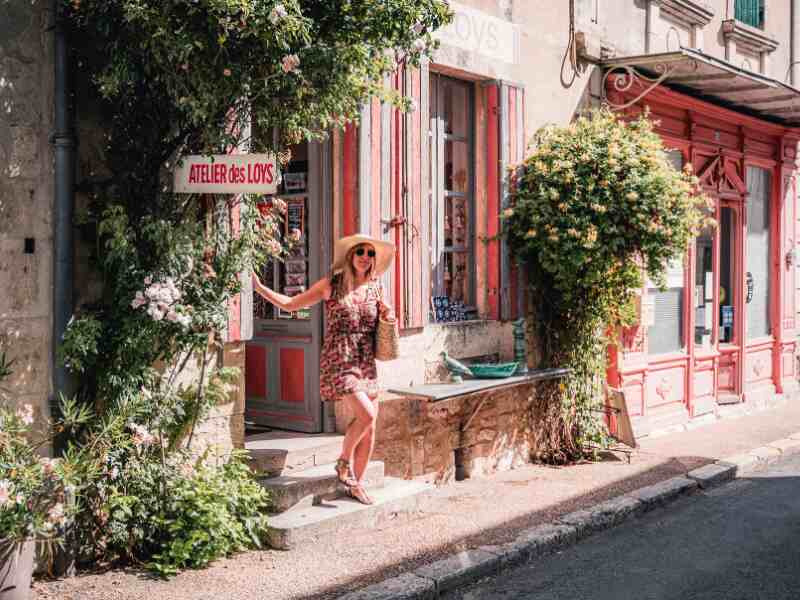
442, 81, 469, 138
445, 251, 469, 304
445, 140, 469, 193
648, 259, 685, 355
445, 196, 469, 250
746, 166, 771, 339
719, 207, 736, 343
694, 227, 715, 349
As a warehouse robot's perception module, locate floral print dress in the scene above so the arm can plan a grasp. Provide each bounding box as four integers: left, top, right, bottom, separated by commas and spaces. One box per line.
319, 276, 384, 401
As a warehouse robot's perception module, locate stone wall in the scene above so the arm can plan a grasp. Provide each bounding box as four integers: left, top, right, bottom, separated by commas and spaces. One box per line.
188, 342, 247, 457
0, 1, 54, 425
337, 383, 535, 484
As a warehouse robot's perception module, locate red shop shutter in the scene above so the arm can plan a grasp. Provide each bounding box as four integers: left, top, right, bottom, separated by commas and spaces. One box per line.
380, 60, 429, 330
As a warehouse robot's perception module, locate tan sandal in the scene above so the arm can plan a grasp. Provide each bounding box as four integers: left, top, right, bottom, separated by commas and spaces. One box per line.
345, 482, 375, 506
335, 458, 355, 486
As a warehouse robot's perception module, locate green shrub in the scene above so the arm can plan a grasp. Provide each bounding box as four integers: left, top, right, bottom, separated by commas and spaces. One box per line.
504, 109, 710, 461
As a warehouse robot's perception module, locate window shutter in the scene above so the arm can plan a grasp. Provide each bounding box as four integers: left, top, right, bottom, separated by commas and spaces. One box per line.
392, 61, 429, 329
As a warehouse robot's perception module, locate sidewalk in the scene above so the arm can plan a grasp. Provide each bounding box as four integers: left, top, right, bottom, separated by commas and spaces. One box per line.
34, 397, 800, 600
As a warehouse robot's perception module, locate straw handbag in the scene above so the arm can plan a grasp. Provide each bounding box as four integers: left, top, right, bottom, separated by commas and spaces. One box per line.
375, 316, 399, 361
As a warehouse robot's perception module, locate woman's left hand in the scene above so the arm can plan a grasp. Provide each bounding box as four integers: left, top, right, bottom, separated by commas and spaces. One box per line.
378, 301, 394, 321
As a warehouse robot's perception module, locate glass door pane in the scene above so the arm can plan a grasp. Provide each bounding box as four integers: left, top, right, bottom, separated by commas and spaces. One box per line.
719, 207, 736, 343
746, 166, 771, 339
695, 226, 715, 349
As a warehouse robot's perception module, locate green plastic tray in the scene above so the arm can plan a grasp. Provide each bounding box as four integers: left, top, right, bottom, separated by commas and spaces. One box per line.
468, 362, 520, 379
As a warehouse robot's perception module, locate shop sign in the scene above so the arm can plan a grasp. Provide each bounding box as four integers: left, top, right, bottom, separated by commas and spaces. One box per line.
173, 154, 278, 194
433, 2, 520, 65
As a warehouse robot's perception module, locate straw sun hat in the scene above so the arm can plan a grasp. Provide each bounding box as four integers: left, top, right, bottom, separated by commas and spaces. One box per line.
332, 234, 395, 278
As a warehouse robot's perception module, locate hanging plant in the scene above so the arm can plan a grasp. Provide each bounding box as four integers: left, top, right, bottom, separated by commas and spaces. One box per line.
504, 108, 711, 462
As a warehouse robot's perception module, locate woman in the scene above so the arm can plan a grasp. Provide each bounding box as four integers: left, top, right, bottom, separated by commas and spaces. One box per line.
252, 234, 395, 505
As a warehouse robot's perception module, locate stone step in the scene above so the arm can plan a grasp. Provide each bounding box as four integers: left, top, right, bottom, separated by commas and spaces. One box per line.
266, 477, 434, 550
261, 460, 385, 513
245, 431, 344, 476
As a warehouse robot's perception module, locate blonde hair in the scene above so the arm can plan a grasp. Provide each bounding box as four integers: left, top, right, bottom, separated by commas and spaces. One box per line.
329, 245, 375, 300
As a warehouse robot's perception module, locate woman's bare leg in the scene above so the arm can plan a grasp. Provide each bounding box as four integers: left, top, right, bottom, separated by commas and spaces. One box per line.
352, 395, 379, 481
338, 392, 377, 475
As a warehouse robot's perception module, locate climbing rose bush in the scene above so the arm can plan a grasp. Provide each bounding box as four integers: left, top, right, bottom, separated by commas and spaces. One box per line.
504, 109, 710, 461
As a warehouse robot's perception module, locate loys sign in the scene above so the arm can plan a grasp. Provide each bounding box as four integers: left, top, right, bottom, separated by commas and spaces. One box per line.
173, 154, 278, 194
433, 2, 519, 65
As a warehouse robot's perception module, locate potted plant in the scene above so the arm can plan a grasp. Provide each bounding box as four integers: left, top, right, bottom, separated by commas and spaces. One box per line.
0, 351, 82, 600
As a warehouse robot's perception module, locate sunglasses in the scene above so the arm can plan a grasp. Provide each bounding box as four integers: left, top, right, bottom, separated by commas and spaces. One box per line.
354, 247, 376, 258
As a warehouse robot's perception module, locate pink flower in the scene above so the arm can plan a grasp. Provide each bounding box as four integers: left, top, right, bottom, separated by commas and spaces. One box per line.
131, 291, 147, 309
272, 198, 287, 214
223, 68, 232, 77
0, 480, 11, 508
281, 54, 300, 73
130, 423, 156, 447
266, 239, 282, 256
16, 404, 34, 426
41, 458, 60, 476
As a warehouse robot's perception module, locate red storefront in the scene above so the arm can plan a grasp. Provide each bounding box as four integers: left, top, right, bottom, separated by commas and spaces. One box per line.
244, 57, 528, 434
605, 49, 800, 436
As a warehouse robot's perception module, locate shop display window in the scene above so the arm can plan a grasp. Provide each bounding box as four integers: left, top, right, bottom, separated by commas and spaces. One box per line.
429, 74, 475, 322
253, 142, 311, 321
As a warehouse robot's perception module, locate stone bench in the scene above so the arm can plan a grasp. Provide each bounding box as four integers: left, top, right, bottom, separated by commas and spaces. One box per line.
368, 369, 569, 484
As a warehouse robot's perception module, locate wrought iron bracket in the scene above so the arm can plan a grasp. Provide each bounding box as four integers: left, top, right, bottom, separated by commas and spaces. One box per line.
601, 59, 695, 111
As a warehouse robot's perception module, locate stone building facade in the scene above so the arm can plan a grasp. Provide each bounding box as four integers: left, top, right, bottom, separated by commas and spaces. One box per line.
5, 1, 800, 468
1, 1, 55, 429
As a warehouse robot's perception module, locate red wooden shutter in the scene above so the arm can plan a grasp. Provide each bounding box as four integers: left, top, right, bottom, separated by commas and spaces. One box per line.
380, 60, 429, 330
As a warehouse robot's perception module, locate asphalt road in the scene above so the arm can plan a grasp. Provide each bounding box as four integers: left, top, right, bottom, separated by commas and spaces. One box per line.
445, 453, 800, 600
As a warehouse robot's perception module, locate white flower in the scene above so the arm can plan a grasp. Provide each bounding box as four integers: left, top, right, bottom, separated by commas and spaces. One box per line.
281, 54, 300, 73
144, 276, 152, 286
408, 98, 419, 112
411, 22, 424, 36
48, 503, 65, 525
0, 480, 11, 507
176, 313, 192, 328
16, 404, 34, 426
109, 466, 119, 480
289, 228, 302, 242
413, 39, 426, 52
269, 3, 288, 24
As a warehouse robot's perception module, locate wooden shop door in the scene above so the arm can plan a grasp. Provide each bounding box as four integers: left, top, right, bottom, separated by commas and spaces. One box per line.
245, 141, 330, 433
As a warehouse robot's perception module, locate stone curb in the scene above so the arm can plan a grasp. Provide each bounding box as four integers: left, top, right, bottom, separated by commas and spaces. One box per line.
334, 432, 800, 600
